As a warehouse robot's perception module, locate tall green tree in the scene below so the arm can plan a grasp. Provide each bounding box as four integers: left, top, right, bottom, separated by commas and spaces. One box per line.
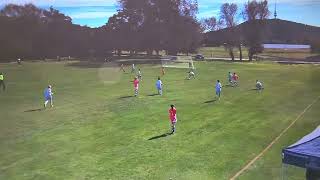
219, 3, 238, 61
242, 0, 270, 61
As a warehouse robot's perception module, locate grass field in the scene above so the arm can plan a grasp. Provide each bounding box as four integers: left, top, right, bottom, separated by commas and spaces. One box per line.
0, 60, 320, 179
197, 47, 320, 60
197, 47, 249, 59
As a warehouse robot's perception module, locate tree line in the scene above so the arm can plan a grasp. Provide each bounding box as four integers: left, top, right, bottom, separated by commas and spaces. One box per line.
2, 0, 314, 62
0, 0, 201, 60
200, 0, 270, 61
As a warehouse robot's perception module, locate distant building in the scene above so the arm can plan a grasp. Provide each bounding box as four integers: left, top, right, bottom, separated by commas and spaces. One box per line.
263, 44, 311, 50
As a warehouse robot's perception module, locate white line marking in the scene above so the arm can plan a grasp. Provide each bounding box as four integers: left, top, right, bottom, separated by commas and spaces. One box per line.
230, 96, 320, 180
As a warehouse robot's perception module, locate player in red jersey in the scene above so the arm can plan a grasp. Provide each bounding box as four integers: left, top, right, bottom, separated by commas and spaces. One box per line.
169, 104, 177, 134
232, 72, 239, 86
133, 77, 139, 97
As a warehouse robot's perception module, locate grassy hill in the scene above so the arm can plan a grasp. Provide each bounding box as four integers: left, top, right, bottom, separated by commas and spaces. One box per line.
205, 19, 320, 46
0, 61, 320, 179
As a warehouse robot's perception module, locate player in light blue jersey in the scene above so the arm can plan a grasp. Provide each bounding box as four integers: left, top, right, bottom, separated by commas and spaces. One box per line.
44, 85, 54, 108
156, 77, 163, 95
215, 80, 222, 100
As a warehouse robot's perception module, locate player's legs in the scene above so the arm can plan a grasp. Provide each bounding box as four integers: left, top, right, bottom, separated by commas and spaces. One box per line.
44, 100, 49, 108
216, 90, 221, 100
0, 81, 5, 91
171, 121, 176, 134
134, 88, 138, 96
158, 88, 162, 95
50, 97, 53, 107
44, 96, 53, 108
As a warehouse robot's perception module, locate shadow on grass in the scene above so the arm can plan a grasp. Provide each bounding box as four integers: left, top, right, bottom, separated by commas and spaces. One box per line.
224, 84, 233, 88
148, 133, 172, 140
204, 99, 217, 104
249, 88, 264, 91
24, 108, 43, 112
119, 95, 134, 99
147, 93, 159, 97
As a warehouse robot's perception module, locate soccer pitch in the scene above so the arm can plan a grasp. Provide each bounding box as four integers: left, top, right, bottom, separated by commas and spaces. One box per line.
0, 61, 320, 179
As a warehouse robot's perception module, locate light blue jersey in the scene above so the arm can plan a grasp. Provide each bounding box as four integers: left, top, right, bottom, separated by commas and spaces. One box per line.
156, 80, 162, 89
216, 82, 222, 92
44, 88, 52, 99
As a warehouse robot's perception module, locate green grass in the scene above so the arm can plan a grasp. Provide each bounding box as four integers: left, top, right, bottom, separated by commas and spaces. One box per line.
197, 46, 320, 60
0, 61, 320, 180
197, 47, 249, 58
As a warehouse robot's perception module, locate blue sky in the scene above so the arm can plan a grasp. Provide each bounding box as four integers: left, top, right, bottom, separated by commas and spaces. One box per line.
1, 0, 320, 28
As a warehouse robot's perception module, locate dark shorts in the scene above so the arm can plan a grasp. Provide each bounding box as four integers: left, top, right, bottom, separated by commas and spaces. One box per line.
45, 96, 52, 101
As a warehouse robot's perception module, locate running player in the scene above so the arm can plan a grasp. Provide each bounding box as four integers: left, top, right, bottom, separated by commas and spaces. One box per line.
133, 77, 139, 97
216, 80, 222, 100
44, 85, 54, 108
120, 64, 125, 72
0, 72, 5, 91
156, 77, 163, 95
169, 105, 177, 134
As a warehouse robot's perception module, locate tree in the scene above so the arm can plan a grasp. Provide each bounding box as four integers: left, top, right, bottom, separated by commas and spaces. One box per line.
0, 1, 202, 60
200, 17, 217, 32
242, 0, 270, 61
110, 0, 201, 56
0, 4, 98, 60
219, 3, 238, 61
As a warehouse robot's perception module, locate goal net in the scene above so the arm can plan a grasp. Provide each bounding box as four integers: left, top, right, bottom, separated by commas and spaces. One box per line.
161, 56, 194, 69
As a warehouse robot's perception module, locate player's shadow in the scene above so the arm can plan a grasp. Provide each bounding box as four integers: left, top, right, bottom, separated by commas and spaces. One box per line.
148, 133, 172, 140
204, 99, 217, 104
24, 108, 43, 112
119, 95, 134, 99
147, 93, 159, 97
249, 88, 264, 91
224, 84, 233, 88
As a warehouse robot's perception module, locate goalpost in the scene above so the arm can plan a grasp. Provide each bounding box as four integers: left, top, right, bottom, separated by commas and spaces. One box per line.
161, 56, 195, 69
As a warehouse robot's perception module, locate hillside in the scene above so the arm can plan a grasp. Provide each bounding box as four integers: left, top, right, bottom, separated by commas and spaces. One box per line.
204, 19, 320, 46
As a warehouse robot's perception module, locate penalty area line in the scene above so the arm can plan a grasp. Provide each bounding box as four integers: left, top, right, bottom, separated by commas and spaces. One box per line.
230, 96, 320, 180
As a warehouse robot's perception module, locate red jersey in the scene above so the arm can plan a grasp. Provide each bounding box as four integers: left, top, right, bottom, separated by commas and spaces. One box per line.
169, 108, 177, 122
232, 74, 239, 81
133, 79, 139, 88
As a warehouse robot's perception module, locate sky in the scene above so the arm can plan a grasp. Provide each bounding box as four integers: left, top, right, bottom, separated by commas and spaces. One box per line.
1, 0, 320, 28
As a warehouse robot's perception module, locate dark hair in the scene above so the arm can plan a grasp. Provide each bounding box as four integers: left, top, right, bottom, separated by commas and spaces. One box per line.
217, 80, 220, 83
170, 104, 174, 108
158, 77, 160, 80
